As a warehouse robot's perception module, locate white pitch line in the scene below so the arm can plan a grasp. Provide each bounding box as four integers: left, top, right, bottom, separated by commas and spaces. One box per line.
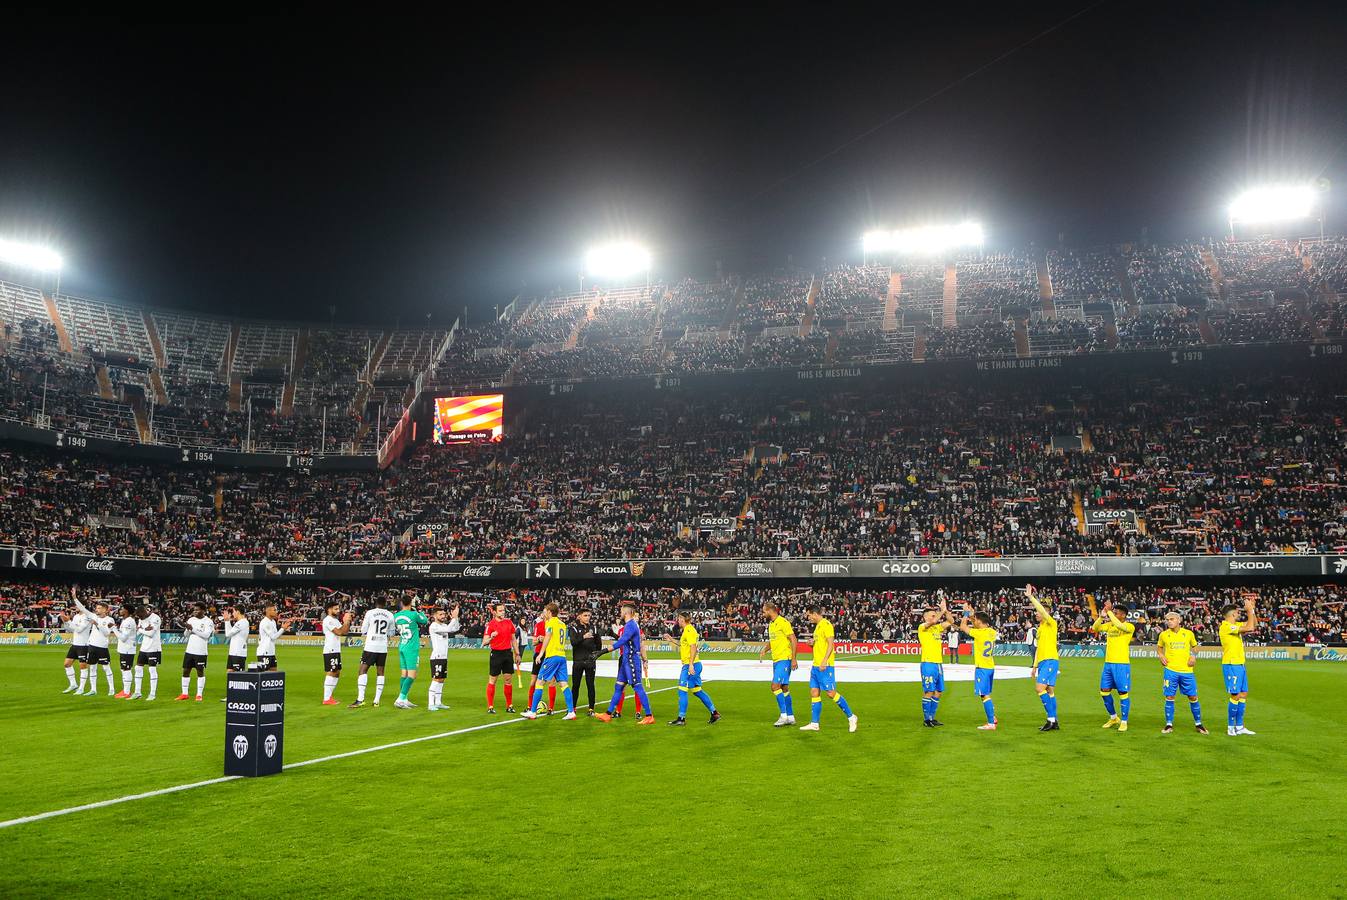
0, 685, 678, 830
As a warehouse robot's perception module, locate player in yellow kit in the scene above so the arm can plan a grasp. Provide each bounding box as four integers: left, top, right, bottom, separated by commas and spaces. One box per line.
757, 602, 798, 727
799, 604, 857, 733
1091, 600, 1135, 732
1158, 611, 1207, 735
521, 603, 576, 721
668, 612, 721, 726
959, 607, 998, 731
917, 591, 955, 727
1024, 585, 1060, 731
1220, 596, 1258, 736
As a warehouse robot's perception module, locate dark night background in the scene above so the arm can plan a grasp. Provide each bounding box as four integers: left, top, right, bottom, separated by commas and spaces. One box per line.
1, 6, 1345, 325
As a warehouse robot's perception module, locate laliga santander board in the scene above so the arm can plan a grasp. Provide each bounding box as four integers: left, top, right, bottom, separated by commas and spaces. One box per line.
433, 394, 504, 443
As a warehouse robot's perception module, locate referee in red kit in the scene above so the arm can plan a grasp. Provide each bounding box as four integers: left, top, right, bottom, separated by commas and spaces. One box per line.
482, 602, 519, 714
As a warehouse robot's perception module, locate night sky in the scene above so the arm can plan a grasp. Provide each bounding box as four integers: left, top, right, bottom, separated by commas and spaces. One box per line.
2, 6, 1345, 325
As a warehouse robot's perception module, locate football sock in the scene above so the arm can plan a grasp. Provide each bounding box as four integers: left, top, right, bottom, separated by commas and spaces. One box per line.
323, 675, 338, 701
181, 675, 190, 695
79, 669, 89, 691
783, 690, 794, 716
503, 683, 513, 706
1119, 694, 1130, 721
374, 676, 385, 703
834, 694, 854, 717
133, 666, 143, 694
1227, 700, 1237, 727
772, 689, 785, 714
1189, 700, 1202, 725
530, 687, 542, 711
1165, 699, 1175, 725
982, 698, 995, 724
121, 668, 132, 692
1046, 694, 1057, 720
694, 688, 715, 712
606, 683, 625, 714
147, 669, 158, 696
811, 700, 823, 724
357, 673, 368, 702
549, 685, 557, 710
486, 683, 496, 707
196, 674, 206, 697
65, 668, 77, 689
1102, 692, 1116, 717
562, 686, 573, 712
678, 688, 689, 717
632, 685, 651, 715
1237, 699, 1246, 727
1039, 693, 1052, 717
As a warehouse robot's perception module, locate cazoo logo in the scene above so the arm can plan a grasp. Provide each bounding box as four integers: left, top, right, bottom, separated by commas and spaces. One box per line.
881, 562, 932, 575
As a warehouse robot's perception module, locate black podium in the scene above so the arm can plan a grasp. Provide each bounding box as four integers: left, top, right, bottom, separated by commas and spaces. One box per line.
224, 671, 285, 777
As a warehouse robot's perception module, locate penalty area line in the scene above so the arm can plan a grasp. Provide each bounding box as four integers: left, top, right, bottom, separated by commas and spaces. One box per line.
0, 685, 678, 830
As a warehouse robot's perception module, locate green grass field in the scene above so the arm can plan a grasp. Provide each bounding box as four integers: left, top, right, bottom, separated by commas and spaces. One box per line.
0, 646, 1343, 898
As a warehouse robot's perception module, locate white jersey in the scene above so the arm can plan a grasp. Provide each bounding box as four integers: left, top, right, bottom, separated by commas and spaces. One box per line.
428, 617, 462, 659
138, 613, 163, 653
257, 617, 284, 656
321, 615, 344, 654
87, 614, 115, 649
360, 608, 396, 652
116, 616, 139, 654
68, 612, 91, 648
224, 617, 250, 657
185, 616, 214, 655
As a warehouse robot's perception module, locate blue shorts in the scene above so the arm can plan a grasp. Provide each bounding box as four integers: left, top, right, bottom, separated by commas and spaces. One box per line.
536, 656, 568, 683
920, 662, 945, 693
809, 666, 836, 692
679, 662, 704, 689
771, 660, 793, 685
1100, 662, 1131, 693
1162, 669, 1198, 698
1222, 664, 1248, 694
1035, 659, 1059, 687
973, 668, 994, 696
618, 652, 642, 686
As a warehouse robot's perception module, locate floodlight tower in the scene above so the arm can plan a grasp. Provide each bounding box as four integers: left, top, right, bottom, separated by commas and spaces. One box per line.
1227, 184, 1324, 240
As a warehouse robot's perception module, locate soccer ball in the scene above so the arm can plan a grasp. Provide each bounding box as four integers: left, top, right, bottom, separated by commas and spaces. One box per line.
535, 699, 549, 714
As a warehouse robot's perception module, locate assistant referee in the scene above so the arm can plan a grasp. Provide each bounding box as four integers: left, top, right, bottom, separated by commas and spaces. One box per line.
570, 609, 604, 715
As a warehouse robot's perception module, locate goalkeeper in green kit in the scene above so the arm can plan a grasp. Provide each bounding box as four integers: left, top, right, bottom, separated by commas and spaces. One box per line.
394, 594, 429, 709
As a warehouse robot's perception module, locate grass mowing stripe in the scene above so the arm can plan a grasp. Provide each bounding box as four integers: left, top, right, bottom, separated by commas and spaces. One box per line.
0, 685, 677, 829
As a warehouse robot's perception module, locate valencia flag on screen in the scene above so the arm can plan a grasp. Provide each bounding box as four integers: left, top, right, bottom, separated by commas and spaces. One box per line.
433, 394, 504, 443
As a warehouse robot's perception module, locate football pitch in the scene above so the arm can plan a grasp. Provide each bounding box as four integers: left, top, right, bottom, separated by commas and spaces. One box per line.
0, 647, 1343, 898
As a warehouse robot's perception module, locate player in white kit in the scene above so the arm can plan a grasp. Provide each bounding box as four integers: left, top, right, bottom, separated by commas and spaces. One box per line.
256, 604, 292, 671
223, 606, 251, 672
321, 598, 354, 705
59, 596, 92, 694
350, 598, 395, 708
114, 603, 139, 698
427, 604, 462, 711
134, 604, 163, 700
178, 604, 214, 701
78, 599, 118, 697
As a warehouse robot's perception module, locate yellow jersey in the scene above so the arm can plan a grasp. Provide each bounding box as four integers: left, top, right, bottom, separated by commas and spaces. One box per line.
1035, 613, 1058, 664
1092, 617, 1135, 664
768, 617, 795, 662
1157, 628, 1199, 672
917, 622, 946, 664
811, 618, 836, 668
966, 626, 997, 669
541, 617, 567, 658
679, 624, 700, 665
1220, 621, 1246, 665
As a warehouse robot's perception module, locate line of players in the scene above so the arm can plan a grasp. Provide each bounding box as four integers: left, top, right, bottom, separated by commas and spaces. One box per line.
57, 583, 1262, 736
910, 586, 1261, 736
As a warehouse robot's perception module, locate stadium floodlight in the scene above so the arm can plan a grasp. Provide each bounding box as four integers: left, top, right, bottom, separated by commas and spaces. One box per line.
1228, 185, 1317, 225
863, 221, 984, 258
584, 241, 652, 281
0, 238, 63, 273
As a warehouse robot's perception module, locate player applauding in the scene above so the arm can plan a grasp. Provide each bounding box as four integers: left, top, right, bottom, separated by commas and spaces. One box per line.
1220, 597, 1258, 736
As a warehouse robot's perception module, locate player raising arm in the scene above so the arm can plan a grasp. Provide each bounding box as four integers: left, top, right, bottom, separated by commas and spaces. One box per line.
959, 606, 998, 731
1024, 585, 1060, 731
917, 592, 955, 727
320, 598, 353, 705
76, 599, 118, 697
427, 604, 461, 711
1220, 596, 1257, 736
1091, 600, 1135, 732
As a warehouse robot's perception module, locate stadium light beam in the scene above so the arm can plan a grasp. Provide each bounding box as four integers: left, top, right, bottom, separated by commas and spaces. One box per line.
862, 221, 984, 259
584, 241, 652, 281
0, 238, 63, 273
1227, 184, 1321, 238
